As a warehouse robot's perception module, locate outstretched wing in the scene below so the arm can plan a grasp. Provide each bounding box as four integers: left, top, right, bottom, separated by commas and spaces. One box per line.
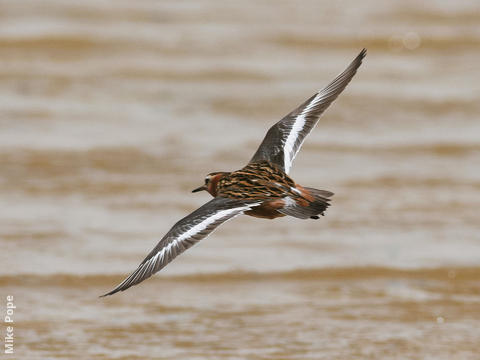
101, 197, 260, 297
250, 49, 366, 174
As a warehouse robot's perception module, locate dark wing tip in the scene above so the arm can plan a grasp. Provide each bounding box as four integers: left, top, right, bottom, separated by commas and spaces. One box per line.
100, 264, 150, 297
99, 289, 119, 298
359, 48, 367, 59
321, 48, 367, 96
355, 48, 367, 64
100, 282, 127, 298
353, 48, 367, 71
100, 261, 156, 297
343, 48, 367, 79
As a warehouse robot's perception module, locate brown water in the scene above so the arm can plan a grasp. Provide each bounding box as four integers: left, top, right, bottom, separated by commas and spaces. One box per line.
1, 0, 479, 359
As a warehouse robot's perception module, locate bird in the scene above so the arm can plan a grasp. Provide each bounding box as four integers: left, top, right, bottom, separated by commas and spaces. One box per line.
101, 49, 366, 297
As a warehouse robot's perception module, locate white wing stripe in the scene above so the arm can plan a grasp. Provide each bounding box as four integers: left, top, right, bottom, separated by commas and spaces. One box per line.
145, 204, 255, 271
102, 198, 262, 296
249, 49, 366, 174
283, 92, 322, 173
283, 115, 304, 173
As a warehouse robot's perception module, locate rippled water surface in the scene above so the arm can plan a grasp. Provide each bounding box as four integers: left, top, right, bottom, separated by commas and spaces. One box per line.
1, 0, 479, 359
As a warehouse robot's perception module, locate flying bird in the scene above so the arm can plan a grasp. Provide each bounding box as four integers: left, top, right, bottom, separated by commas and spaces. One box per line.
102, 49, 366, 297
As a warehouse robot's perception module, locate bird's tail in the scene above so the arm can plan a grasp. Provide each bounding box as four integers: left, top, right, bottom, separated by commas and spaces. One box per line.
278, 187, 333, 219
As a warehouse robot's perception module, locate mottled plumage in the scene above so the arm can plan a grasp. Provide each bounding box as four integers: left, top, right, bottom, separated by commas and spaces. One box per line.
217, 162, 295, 199
102, 49, 366, 297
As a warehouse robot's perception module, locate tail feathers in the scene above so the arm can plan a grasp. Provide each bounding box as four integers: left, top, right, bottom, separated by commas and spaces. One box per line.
303, 187, 334, 199
278, 187, 333, 220
277, 202, 313, 219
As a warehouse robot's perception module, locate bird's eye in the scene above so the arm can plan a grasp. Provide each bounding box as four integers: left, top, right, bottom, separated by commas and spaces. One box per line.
205, 177, 209, 184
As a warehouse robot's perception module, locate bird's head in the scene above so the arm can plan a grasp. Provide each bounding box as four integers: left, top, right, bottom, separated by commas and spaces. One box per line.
192, 172, 229, 197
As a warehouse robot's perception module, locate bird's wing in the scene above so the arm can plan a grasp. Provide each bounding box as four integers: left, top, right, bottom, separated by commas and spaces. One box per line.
101, 197, 260, 297
249, 49, 366, 174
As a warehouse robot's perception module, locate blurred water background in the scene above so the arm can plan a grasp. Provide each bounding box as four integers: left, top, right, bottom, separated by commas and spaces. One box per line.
0, 0, 479, 359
